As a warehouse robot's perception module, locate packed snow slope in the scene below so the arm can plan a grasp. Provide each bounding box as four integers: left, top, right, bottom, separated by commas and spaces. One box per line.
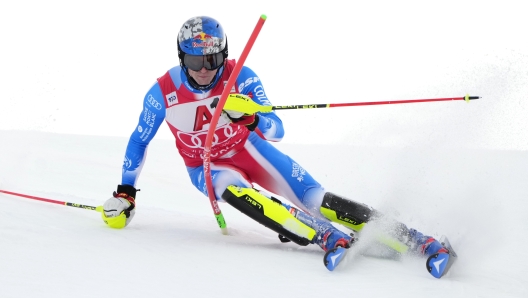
1, 131, 526, 298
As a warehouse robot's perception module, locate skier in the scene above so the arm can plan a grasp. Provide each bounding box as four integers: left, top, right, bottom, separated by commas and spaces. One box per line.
101, 16, 448, 262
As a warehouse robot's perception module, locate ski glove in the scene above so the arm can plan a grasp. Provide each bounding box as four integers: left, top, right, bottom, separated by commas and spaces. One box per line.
223, 110, 260, 131
222, 93, 260, 131
101, 184, 137, 229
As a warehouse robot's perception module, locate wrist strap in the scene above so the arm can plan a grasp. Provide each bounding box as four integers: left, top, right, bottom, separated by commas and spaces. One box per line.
116, 184, 138, 198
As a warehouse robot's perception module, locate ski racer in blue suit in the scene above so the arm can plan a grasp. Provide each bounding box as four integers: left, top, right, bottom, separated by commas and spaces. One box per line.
101, 16, 449, 263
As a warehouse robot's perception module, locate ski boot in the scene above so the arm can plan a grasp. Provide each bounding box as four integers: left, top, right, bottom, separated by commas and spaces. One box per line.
320, 227, 355, 271
317, 226, 354, 252
426, 236, 457, 278
421, 237, 449, 256
406, 228, 448, 256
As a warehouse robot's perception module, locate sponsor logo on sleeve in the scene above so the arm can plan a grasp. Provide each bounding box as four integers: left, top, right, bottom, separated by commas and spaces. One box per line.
147, 94, 162, 110
142, 108, 156, 127
292, 162, 306, 182
137, 123, 152, 141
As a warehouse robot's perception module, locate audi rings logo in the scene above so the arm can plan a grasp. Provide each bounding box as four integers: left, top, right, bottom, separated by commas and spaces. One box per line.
177, 126, 238, 149
147, 94, 162, 110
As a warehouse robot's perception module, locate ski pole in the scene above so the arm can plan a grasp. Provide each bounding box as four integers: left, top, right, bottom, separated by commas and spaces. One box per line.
271, 95, 480, 110
221, 95, 480, 114
0, 189, 102, 212
203, 14, 267, 235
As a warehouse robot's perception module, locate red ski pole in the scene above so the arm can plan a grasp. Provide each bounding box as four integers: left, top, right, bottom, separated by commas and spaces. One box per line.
221, 95, 480, 115
271, 95, 480, 110
0, 189, 102, 211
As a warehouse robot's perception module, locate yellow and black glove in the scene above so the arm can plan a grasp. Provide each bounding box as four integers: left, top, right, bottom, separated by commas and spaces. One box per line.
101, 184, 137, 229
222, 94, 260, 131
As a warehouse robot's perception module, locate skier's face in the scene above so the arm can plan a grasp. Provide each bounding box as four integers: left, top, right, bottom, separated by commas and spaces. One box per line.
187, 67, 219, 86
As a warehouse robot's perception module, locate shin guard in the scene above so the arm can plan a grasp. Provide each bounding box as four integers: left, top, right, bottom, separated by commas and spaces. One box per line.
320, 192, 409, 253
320, 192, 375, 232
222, 185, 316, 246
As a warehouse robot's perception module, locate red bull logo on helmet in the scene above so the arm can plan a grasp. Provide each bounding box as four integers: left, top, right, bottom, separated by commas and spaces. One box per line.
192, 32, 214, 48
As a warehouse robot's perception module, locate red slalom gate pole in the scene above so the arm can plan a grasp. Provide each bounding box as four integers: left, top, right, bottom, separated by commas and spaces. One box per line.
0, 189, 102, 211
203, 15, 267, 235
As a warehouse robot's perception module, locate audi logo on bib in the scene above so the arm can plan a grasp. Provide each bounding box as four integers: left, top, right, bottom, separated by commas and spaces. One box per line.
176, 125, 241, 149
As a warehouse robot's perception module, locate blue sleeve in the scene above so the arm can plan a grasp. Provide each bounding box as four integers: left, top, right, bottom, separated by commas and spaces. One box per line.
237, 66, 284, 142
121, 83, 166, 186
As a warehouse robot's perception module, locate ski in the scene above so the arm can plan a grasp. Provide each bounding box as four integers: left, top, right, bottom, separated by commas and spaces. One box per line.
323, 234, 457, 277
323, 246, 349, 271
426, 235, 457, 278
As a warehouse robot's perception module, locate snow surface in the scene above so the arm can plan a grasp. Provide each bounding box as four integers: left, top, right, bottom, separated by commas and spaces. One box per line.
1, 1, 528, 297
1, 131, 527, 298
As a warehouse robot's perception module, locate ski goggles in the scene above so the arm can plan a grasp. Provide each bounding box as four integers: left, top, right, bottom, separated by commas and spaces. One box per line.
183, 52, 224, 71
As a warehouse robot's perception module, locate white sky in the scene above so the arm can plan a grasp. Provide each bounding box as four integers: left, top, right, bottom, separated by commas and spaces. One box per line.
1, 130, 527, 297
1, 1, 527, 150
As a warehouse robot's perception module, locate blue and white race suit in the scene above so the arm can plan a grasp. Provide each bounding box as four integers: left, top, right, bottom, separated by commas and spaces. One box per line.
122, 59, 326, 215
